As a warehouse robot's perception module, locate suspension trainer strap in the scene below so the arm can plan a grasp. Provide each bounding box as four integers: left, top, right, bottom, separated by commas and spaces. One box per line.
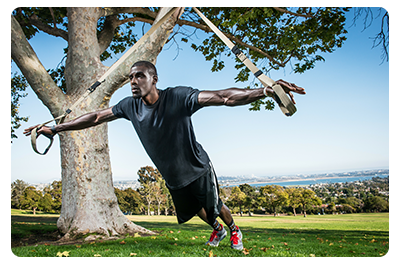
31, 7, 180, 155
192, 7, 296, 117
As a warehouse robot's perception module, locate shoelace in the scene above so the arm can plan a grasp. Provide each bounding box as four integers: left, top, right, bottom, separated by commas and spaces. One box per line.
209, 230, 219, 242
230, 231, 240, 244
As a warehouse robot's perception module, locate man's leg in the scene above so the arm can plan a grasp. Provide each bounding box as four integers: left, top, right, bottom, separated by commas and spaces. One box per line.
218, 204, 243, 250
198, 204, 243, 250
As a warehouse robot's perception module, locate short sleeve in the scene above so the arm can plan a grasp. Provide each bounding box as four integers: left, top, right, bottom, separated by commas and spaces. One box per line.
184, 87, 203, 115
111, 97, 132, 120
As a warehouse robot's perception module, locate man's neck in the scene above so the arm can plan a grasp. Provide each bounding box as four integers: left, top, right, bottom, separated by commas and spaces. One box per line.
141, 88, 159, 105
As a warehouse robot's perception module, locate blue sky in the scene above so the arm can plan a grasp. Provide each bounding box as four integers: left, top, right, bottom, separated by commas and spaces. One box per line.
10, 7, 391, 184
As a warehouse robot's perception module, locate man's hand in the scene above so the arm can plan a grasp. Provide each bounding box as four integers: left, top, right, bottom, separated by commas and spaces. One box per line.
23, 125, 53, 137
275, 79, 306, 104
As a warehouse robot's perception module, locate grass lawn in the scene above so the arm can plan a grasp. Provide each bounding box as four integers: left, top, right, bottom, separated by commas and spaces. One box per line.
11, 211, 389, 257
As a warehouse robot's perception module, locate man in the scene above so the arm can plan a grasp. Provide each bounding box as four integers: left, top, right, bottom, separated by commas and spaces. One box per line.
24, 61, 305, 250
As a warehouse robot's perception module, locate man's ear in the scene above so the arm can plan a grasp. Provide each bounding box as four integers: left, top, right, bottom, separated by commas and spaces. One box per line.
152, 75, 158, 84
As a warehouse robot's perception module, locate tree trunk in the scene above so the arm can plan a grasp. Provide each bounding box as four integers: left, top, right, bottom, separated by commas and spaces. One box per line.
293, 207, 297, 216
12, 7, 182, 241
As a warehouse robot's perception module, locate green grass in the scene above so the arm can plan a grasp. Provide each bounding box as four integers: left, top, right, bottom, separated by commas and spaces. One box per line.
11, 212, 389, 257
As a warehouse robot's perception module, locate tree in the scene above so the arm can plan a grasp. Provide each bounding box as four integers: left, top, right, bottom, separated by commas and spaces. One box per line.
296, 188, 322, 217
11, 73, 29, 141
137, 166, 162, 215
239, 184, 256, 216
115, 188, 143, 215
12, 7, 183, 240
11, 179, 28, 209
338, 196, 362, 213
11, 7, 352, 240
153, 175, 167, 215
38, 193, 53, 213
285, 188, 302, 216
364, 196, 389, 212
259, 185, 288, 217
19, 186, 41, 214
228, 186, 246, 216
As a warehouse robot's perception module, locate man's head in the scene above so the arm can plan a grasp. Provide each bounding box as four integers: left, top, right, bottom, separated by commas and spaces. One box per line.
129, 61, 159, 102
131, 61, 158, 77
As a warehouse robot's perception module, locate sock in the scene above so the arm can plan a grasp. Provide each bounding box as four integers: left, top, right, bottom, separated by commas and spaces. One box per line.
228, 219, 238, 233
212, 220, 223, 231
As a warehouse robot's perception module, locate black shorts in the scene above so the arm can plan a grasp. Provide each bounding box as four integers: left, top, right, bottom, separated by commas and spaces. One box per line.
168, 162, 223, 224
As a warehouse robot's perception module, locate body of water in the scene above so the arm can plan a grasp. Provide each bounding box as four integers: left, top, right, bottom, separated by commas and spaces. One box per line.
227, 175, 387, 187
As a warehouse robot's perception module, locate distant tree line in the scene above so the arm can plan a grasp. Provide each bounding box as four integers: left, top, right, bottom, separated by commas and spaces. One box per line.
11, 179, 62, 214
223, 177, 389, 216
11, 168, 389, 216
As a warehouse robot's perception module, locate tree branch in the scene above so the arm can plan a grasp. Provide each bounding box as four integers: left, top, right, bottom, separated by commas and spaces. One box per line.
100, 7, 157, 18
97, 14, 120, 53
272, 7, 314, 18
11, 16, 66, 116
28, 14, 68, 41
97, 7, 158, 55
99, 7, 184, 98
176, 18, 286, 67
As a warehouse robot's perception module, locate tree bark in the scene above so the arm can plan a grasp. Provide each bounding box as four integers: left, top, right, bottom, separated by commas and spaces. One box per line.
12, 7, 182, 241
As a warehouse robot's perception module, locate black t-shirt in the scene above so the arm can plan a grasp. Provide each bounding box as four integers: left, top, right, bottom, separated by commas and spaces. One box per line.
112, 86, 210, 190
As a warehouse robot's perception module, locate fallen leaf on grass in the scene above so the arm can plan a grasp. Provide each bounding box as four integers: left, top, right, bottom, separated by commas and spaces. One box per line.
57, 251, 70, 257
151, 236, 157, 239
242, 248, 250, 255
94, 254, 102, 257
209, 250, 213, 257
134, 233, 141, 238
130, 253, 137, 256
309, 254, 315, 257
120, 240, 126, 244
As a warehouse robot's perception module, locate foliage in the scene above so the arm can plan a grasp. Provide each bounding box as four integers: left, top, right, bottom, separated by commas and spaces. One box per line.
296, 188, 322, 217
11, 72, 29, 141
239, 183, 257, 215
114, 188, 143, 215
227, 186, 247, 215
364, 196, 389, 212
136, 166, 172, 215
11, 180, 62, 213
258, 185, 288, 216
12, 7, 352, 112
11, 179, 29, 209
19, 186, 42, 214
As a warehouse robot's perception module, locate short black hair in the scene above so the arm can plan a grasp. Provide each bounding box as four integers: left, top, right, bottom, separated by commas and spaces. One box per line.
131, 61, 158, 77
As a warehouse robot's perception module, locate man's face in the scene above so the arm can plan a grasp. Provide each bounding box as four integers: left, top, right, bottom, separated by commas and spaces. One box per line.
128, 65, 157, 99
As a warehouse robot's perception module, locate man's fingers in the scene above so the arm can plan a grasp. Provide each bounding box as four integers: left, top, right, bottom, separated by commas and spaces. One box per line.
289, 92, 296, 104
23, 124, 40, 136
277, 79, 306, 95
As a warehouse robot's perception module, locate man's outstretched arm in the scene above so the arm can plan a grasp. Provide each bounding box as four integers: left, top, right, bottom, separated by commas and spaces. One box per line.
198, 79, 306, 107
23, 107, 117, 137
